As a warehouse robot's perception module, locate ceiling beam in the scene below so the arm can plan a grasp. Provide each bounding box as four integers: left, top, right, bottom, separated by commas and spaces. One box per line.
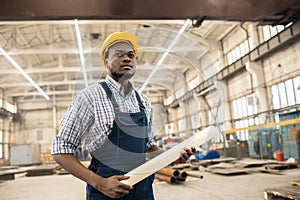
0, 0, 298, 26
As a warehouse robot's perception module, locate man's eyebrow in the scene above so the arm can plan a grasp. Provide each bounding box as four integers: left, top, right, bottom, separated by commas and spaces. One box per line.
113, 50, 134, 52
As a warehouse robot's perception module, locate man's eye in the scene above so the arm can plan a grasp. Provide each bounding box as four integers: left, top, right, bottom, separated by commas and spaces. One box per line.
128, 52, 135, 58
116, 53, 123, 57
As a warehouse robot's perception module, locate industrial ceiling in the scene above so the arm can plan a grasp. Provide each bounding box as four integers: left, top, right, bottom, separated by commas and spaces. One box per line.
0, 0, 299, 104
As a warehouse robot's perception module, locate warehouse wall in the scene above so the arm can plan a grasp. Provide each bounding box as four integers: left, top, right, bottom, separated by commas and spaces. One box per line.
165, 23, 300, 144
2, 22, 300, 163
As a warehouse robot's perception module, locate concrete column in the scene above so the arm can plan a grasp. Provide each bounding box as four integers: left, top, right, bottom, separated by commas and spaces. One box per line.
166, 107, 178, 137
3, 116, 12, 161
197, 95, 208, 129
248, 23, 260, 47
246, 61, 268, 124
214, 81, 232, 131
178, 100, 193, 137
52, 99, 57, 130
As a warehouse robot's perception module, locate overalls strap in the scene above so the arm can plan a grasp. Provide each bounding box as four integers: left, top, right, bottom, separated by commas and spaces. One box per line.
99, 81, 145, 111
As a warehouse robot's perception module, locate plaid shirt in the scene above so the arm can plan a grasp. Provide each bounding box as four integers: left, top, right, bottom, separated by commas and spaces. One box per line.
51, 75, 156, 154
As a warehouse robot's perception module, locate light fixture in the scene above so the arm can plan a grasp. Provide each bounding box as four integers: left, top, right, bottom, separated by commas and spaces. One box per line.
139, 19, 191, 93
74, 19, 88, 88
0, 47, 50, 101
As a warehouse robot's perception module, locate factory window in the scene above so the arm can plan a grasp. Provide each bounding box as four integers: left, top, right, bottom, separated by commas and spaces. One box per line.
232, 94, 258, 140
6, 102, 17, 113
175, 88, 184, 98
272, 76, 300, 109
167, 123, 174, 135
226, 38, 253, 65
166, 95, 174, 105
188, 77, 199, 90
263, 25, 285, 41
203, 61, 219, 80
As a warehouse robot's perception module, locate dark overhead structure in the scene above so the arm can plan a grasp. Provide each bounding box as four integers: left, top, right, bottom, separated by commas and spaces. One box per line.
0, 0, 300, 25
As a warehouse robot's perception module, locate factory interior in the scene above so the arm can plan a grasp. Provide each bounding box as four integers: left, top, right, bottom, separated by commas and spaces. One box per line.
1, 1, 300, 199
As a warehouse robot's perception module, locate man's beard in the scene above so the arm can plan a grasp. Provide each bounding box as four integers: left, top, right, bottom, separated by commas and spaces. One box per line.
112, 70, 135, 80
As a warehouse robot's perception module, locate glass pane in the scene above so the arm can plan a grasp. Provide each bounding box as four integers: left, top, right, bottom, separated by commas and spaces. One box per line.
248, 118, 254, 126
237, 98, 243, 118
231, 49, 236, 63
255, 117, 259, 125
244, 40, 249, 53
278, 82, 288, 107
232, 100, 239, 119
285, 79, 296, 106
253, 95, 258, 114
235, 46, 241, 60
248, 37, 254, 50
240, 42, 245, 56
274, 114, 280, 129
235, 121, 241, 139
247, 103, 253, 116
227, 52, 232, 65
263, 26, 271, 41
270, 26, 278, 37
272, 85, 280, 109
241, 97, 247, 117
293, 76, 300, 104
241, 120, 247, 140
277, 25, 284, 33
244, 119, 249, 128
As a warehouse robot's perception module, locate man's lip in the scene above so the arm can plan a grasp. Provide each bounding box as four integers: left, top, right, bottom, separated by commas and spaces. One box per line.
121, 65, 132, 69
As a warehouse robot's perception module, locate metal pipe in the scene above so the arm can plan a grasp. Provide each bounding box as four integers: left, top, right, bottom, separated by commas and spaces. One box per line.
178, 171, 188, 179
155, 173, 177, 184
186, 171, 204, 179
157, 168, 180, 177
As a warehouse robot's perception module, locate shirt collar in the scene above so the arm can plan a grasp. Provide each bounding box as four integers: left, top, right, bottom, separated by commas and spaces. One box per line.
105, 75, 134, 97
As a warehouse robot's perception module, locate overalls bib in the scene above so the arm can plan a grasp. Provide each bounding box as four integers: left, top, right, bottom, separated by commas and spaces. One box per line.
86, 82, 155, 200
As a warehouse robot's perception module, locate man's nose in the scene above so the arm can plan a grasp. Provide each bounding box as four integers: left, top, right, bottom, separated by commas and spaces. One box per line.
122, 54, 132, 62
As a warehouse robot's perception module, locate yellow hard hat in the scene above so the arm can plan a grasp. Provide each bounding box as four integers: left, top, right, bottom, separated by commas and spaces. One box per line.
100, 32, 138, 69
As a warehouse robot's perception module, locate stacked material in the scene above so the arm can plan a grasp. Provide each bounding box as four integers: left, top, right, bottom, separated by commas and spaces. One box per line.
264, 181, 300, 200
25, 164, 61, 177
155, 167, 188, 184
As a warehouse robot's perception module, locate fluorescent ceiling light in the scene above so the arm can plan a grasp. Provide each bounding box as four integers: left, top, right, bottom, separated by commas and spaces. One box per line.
139, 19, 191, 93
74, 19, 88, 88
0, 47, 50, 101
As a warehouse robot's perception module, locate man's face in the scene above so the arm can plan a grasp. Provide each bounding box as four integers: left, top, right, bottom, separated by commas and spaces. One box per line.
105, 42, 137, 81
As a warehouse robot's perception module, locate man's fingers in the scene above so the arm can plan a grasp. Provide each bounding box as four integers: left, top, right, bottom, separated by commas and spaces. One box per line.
116, 175, 130, 180
115, 176, 133, 190
180, 151, 189, 161
116, 188, 130, 196
191, 146, 196, 153
183, 147, 193, 156
179, 147, 196, 162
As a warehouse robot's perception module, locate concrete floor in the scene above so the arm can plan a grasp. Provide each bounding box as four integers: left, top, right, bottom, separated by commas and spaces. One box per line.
0, 164, 299, 200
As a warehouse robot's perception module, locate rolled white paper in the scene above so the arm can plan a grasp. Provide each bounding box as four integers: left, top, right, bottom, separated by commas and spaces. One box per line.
121, 126, 218, 186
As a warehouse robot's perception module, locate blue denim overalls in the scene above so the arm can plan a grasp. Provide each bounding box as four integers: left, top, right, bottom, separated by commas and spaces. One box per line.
86, 82, 155, 200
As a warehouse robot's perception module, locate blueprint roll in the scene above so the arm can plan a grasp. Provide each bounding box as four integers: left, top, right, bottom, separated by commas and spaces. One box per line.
121, 126, 218, 186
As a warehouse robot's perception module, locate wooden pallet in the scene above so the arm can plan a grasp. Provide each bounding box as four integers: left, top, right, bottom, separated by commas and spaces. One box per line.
264, 185, 300, 200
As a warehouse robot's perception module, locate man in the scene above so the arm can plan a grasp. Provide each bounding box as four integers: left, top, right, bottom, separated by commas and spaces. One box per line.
51, 32, 195, 200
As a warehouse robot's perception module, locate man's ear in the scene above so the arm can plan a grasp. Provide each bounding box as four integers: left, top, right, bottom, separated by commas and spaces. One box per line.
104, 58, 109, 68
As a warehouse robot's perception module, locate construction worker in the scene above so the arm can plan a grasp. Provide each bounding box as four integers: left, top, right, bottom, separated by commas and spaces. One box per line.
51, 32, 195, 200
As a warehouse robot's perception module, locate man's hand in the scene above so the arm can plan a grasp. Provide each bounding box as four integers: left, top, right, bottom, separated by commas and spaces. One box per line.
174, 146, 196, 164
93, 175, 133, 199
